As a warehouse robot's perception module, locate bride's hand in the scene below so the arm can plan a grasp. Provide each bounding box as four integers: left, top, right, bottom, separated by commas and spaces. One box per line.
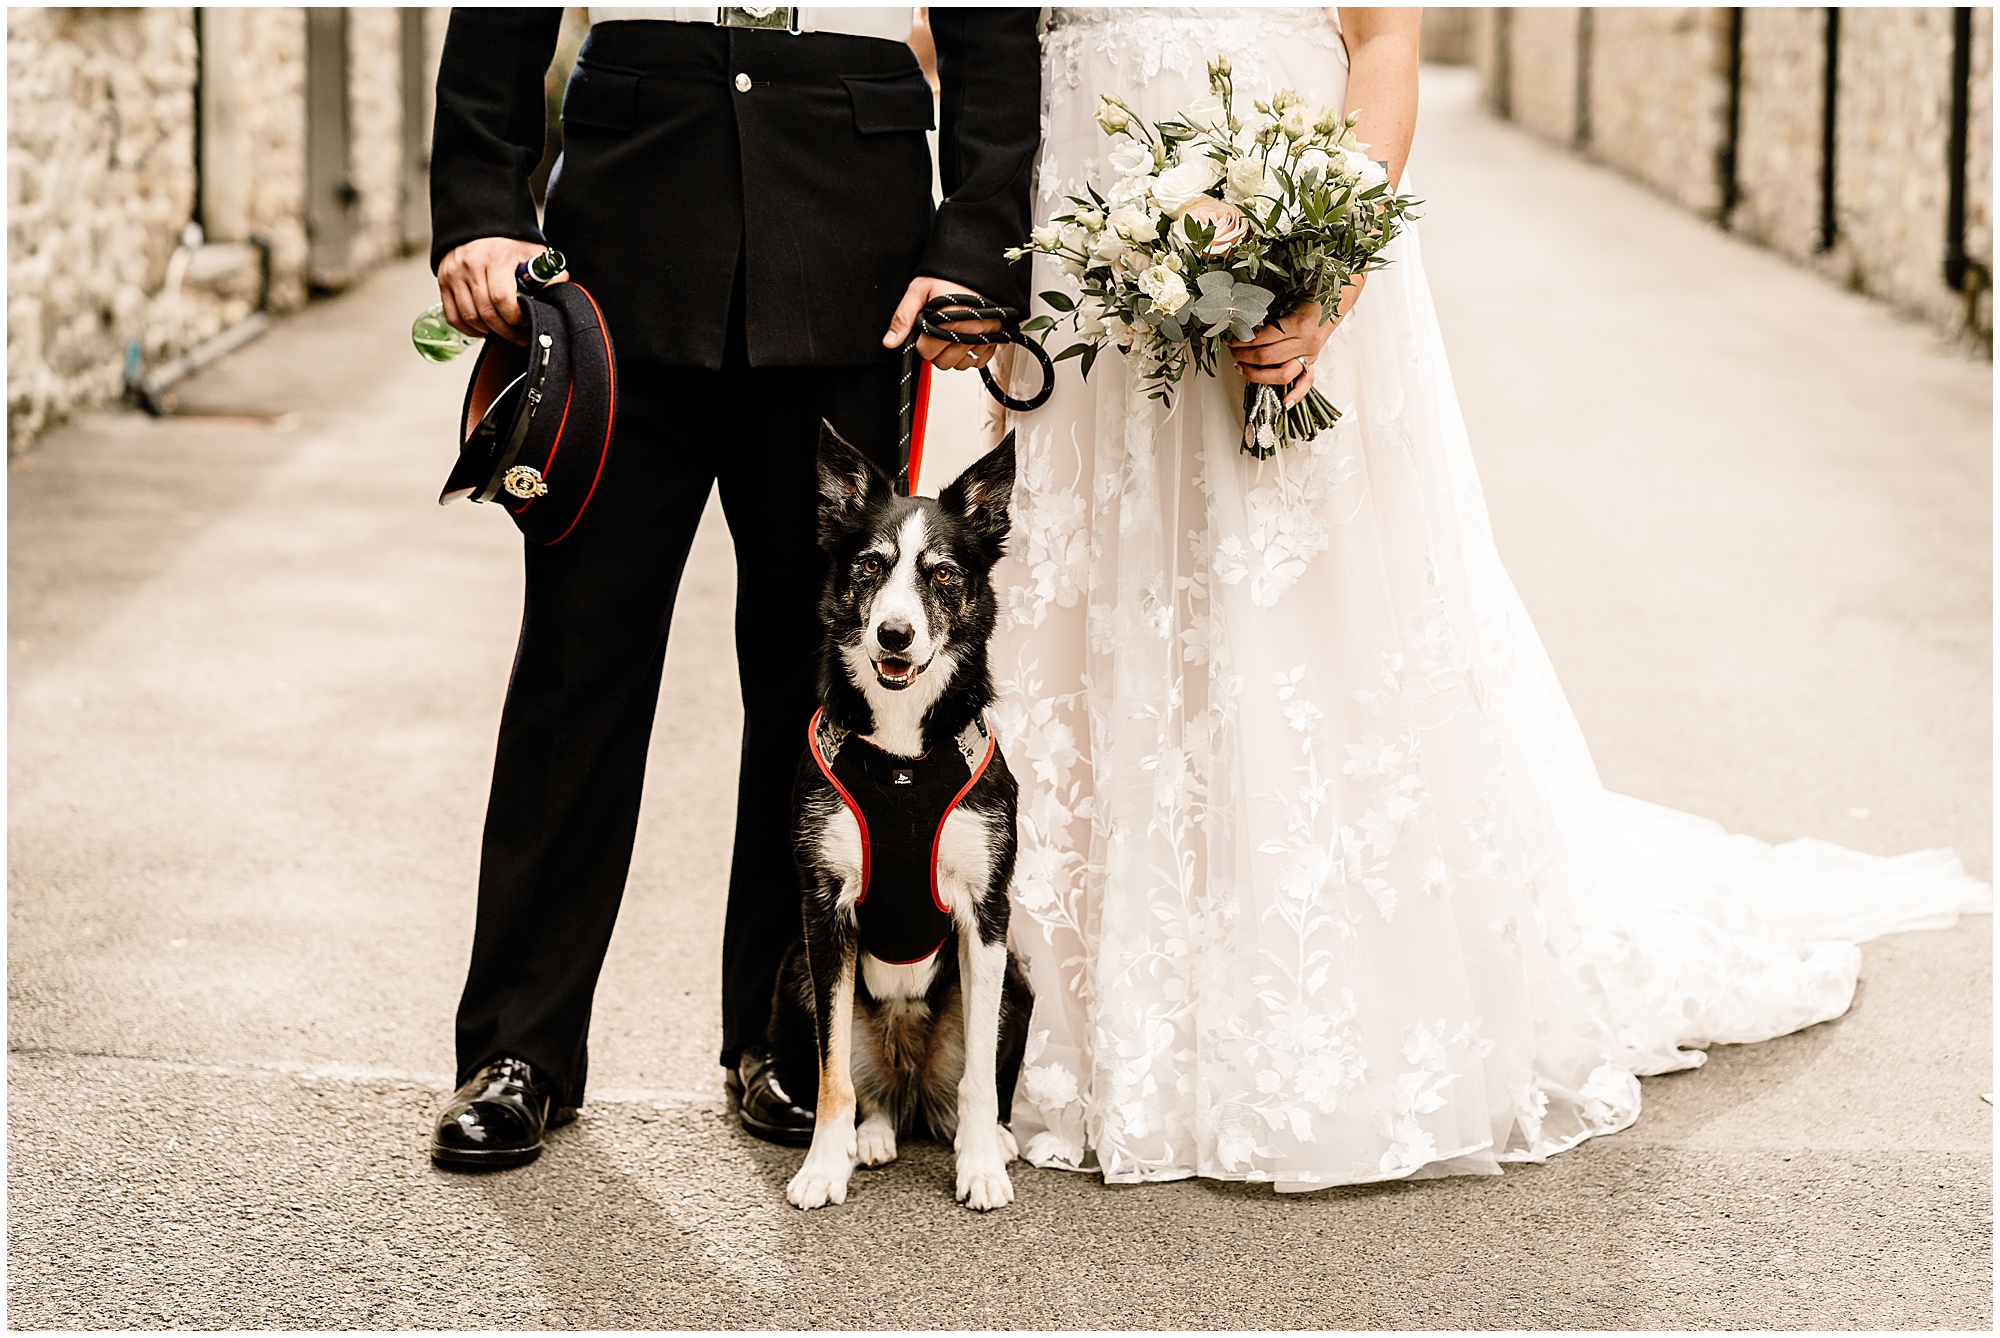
1228, 300, 1340, 408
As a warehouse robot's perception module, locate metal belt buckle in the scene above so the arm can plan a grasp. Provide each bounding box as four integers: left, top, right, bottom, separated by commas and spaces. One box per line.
719, 6, 795, 31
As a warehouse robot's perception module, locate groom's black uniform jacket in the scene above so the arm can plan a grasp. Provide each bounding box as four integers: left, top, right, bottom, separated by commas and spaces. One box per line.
428, 9, 1040, 1110
430, 10, 1038, 367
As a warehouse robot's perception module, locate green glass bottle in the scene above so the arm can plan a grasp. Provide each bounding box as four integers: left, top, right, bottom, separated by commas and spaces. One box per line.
411, 248, 566, 362
411, 304, 472, 363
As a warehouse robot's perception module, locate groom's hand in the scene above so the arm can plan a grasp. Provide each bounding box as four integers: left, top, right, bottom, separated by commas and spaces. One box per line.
437, 237, 564, 346
884, 276, 1002, 371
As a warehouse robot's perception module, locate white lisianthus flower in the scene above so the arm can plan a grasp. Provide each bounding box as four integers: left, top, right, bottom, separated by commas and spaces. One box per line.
1107, 139, 1154, 179
1295, 148, 1331, 185
1094, 94, 1133, 136
1138, 263, 1189, 315
1073, 207, 1105, 230
1060, 256, 1087, 279
1343, 148, 1390, 190
1107, 171, 1157, 207
1078, 306, 1106, 336
1059, 222, 1090, 253
1151, 153, 1225, 217
1109, 203, 1160, 244
1280, 105, 1311, 140
1183, 93, 1228, 134
1089, 227, 1126, 264
1030, 224, 1062, 250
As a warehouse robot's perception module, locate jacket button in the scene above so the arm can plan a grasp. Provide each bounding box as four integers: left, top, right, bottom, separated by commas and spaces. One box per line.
734, 72, 752, 93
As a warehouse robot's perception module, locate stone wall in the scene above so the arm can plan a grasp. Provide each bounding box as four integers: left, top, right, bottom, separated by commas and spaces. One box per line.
1507, 7, 1584, 149
345, 7, 409, 285
1733, 7, 1827, 259
8, 7, 448, 448
197, 7, 308, 311
1585, 7, 1736, 217
1468, 7, 1993, 349
8, 8, 201, 442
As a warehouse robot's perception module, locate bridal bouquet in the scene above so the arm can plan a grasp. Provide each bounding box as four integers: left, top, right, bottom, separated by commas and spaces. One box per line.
1008, 59, 1418, 458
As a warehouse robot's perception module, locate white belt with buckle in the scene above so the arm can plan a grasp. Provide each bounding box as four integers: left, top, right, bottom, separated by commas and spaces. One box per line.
587, 7, 915, 43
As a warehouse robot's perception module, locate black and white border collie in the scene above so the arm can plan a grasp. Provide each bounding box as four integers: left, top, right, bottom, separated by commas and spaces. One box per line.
771, 424, 1031, 1212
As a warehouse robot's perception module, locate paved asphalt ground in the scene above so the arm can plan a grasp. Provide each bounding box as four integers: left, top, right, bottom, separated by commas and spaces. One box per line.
8, 68, 1991, 1330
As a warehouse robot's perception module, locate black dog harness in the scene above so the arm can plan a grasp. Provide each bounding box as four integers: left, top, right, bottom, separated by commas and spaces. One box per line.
808, 708, 997, 965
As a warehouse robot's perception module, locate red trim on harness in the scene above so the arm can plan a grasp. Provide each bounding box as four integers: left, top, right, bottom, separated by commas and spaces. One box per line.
548, 283, 617, 546
929, 713, 997, 916
906, 358, 933, 494
807, 707, 870, 901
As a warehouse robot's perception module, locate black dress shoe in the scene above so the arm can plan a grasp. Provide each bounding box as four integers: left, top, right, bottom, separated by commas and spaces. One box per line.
430, 1057, 576, 1169
735, 1046, 815, 1147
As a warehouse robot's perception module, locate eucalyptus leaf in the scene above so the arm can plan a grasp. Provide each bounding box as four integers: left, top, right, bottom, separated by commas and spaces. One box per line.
1188, 270, 1274, 337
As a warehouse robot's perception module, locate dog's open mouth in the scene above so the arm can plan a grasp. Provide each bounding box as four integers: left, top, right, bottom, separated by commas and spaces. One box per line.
872, 657, 927, 691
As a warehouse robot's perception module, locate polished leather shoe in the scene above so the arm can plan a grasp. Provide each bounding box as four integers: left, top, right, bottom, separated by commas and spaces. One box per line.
429, 1057, 577, 1169
735, 1047, 815, 1147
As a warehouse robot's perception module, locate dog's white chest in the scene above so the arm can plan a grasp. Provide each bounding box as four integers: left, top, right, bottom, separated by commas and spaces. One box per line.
811, 801, 867, 911
936, 806, 996, 927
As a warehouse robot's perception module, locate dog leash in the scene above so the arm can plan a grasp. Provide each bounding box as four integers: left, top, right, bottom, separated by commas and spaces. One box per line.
895, 294, 1054, 496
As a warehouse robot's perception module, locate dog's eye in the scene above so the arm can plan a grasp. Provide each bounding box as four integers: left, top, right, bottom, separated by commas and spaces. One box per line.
860, 556, 883, 576
932, 566, 957, 585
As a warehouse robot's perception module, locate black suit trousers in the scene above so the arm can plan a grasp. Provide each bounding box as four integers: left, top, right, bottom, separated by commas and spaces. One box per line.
454, 348, 899, 1107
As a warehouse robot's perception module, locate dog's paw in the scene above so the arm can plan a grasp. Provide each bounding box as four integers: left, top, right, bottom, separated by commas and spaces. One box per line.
787, 1156, 854, 1210
855, 1113, 898, 1167
954, 1146, 1015, 1212
998, 1122, 1019, 1162
787, 1137, 857, 1211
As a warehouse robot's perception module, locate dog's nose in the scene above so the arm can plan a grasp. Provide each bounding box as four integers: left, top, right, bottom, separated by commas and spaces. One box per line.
876, 619, 915, 653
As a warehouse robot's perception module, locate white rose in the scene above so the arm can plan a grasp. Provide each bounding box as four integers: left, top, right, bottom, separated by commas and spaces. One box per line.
1344, 148, 1389, 190
1109, 203, 1160, 244
1138, 263, 1189, 315
1151, 153, 1225, 217
1225, 154, 1271, 206
1108, 139, 1154, 179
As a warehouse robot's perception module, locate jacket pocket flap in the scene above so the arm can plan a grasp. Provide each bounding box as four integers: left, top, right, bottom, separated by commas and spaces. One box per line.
562, 64, 639, 132
843, 71, 935, 134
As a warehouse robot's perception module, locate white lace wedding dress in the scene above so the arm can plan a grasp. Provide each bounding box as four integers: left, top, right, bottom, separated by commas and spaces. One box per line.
989, 7, 1989, 1192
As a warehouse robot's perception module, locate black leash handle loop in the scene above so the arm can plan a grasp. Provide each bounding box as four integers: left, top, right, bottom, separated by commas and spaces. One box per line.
912, 293, 1055, 414
894, 292, 1056, 496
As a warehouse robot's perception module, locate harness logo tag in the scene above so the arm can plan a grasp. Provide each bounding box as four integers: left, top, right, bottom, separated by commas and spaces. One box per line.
892, 770, 914, 786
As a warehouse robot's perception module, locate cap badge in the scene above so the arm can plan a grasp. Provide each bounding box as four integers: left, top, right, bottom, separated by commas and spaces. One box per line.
502, 465, 548, 500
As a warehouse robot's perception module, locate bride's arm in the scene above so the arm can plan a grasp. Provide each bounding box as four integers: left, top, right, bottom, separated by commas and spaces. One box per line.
1230, 8, 1421, 407
1338, 7, 1421, 191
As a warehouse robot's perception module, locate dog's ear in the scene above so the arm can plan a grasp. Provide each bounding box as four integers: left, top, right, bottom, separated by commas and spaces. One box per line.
937, 431, 1016, 550
816, 420, 889, 543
